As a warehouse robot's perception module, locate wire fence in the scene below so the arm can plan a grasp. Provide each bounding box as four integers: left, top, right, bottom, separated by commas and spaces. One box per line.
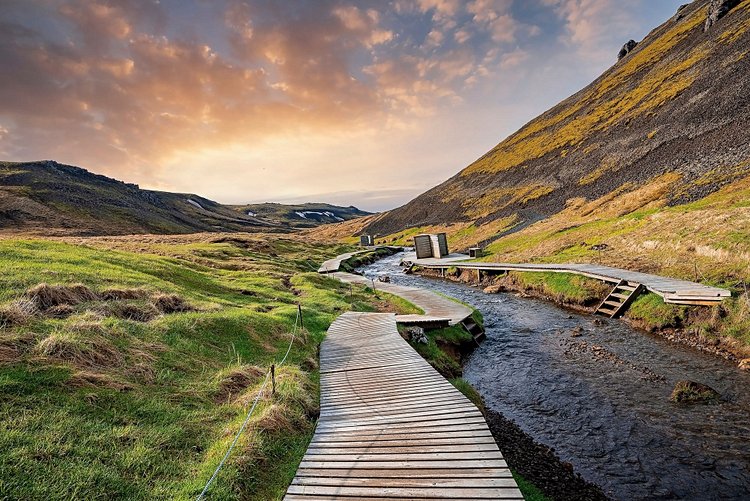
196, 305, 302, 500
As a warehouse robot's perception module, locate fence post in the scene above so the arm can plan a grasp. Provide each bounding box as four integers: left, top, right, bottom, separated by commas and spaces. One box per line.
298, 304, 304, 330
271, 364, 276, 395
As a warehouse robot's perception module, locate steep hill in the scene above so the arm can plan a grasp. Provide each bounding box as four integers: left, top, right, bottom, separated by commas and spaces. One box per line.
232, 202, 370, 229
0, 161, 368, 236
364, 0, 750, 243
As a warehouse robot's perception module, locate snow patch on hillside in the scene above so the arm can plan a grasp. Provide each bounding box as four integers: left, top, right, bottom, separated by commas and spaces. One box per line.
186, 199, 204, 210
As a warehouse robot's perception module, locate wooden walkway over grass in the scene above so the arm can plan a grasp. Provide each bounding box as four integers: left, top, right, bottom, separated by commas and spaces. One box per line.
330, 271, 473, 326
404, 253, 731, 305
284, 312, 522, 500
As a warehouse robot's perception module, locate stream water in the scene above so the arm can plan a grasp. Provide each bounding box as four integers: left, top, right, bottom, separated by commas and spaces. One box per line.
359, 253, 750, 501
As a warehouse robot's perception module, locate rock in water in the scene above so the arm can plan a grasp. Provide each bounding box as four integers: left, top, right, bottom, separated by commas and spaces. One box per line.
705, 0, 742, 31
483, 284, 506, 294
618, 39, 638, 60
670, 380, 721, 404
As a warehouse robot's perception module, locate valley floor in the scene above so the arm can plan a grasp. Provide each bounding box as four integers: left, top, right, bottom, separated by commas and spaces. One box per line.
0, 233, 414, 500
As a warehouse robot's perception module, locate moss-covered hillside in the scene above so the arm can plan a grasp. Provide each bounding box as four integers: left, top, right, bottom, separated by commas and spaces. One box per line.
365, 0, 750, 239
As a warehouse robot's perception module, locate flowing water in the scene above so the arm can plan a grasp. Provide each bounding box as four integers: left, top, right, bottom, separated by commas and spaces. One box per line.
359, 253, 750, 500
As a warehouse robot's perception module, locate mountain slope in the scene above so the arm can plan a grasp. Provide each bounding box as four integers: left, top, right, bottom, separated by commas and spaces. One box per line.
365, 0, 750, 240
0, 161, 368, 236
232, 202, 371, 229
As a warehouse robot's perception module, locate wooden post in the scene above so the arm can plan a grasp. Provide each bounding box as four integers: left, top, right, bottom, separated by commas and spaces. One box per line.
271, 364, 276, 395
371, 278, 376, 292
297, 304, 304, 330
477, 269, 481, 283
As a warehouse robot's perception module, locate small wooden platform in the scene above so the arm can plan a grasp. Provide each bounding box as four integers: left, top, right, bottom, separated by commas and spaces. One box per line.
405, 253, 731, 305
284, 312, 522, 500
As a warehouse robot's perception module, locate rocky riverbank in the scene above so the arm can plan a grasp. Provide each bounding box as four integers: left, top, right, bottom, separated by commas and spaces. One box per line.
485, 409, 610, 501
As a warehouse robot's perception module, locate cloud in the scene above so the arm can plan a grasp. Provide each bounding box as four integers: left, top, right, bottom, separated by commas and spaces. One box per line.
542, 0, 637, 61
467, 0, 517, 42
0, 0, 673, 210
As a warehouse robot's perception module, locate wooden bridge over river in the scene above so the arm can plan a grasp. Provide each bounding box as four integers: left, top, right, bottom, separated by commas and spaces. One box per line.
287, 248, 731, 499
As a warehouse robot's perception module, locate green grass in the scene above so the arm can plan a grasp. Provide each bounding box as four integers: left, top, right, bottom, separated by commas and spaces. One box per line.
0, 235, 408, 500
626, 292, 688, 330
512, 472, 552, 501
504, 271, 609, 306
408, 324, 474, 379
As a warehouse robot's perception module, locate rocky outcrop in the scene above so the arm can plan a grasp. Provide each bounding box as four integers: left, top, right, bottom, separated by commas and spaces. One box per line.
617, 39, 638, 60
705, 0, 742, 31
673, 3, 691, 22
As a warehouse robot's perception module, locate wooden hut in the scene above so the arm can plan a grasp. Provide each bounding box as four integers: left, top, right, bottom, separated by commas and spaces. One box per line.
413, 233, 449, 259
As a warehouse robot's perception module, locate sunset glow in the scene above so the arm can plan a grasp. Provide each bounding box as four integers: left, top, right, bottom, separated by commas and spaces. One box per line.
1, 0, 685, 210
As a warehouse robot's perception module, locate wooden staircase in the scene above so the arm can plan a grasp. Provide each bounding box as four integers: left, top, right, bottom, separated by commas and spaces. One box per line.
595, 280, 644, 318
461, 317, 486, 343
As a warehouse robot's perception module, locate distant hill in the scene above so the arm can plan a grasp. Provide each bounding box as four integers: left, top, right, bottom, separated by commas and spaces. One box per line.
0, 160, 368, 236
232, 202, 371, 229
364, 0, 750, 244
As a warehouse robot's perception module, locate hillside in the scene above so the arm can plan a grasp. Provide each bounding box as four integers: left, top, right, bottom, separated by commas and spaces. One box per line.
0, 161, 369, 236
232, 202, 370, 229
364, 0, 750, 245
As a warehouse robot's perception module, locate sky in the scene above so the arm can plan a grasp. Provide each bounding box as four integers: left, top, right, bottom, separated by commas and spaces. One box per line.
0, 0, 687, 212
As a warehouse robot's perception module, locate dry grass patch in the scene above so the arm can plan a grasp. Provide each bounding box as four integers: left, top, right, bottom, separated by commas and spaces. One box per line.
107, 301, 160, 322
67, 371, 133, 391
26, 283, 98, 310
34, 324, 121, 369
151, 293, 193, 314
215, 364, 266, 403
0, 298, 38, 328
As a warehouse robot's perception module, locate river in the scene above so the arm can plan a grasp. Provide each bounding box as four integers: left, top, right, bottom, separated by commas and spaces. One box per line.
358, 252, 750, 500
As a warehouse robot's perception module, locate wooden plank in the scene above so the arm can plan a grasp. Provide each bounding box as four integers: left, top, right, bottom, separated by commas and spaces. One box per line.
284, 311, 522, 500
286, 485, 522, 498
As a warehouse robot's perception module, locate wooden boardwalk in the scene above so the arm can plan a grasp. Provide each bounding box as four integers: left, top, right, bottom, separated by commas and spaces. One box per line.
319, 250, 367, 274
331, 272, 473, 325
284, 312, 523, 500
405, 253, 731, 305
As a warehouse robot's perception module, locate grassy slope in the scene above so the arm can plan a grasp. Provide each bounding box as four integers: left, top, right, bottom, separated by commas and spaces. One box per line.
365, 172, 750, 355
0, 234, 410, 500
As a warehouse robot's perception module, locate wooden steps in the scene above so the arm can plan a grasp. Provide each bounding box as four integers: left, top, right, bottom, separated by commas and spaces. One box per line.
284, 312, 522, 500
595, 280, 644, 318
461, 317, 486, 343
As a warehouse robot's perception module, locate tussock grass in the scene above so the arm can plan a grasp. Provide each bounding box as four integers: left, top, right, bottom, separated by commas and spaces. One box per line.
214, 364, 266, 403
0, 298, 38, 328
152, 293, 192, 314
26, 283, 98, 310
0, 234, 409, 499
33, 326, 121, 369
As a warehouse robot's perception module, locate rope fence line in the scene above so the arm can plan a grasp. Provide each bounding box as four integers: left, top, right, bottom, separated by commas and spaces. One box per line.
196, 306, 302, 500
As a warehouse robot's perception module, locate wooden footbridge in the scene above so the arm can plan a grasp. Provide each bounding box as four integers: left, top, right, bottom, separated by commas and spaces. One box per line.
404, 253, 731, 308
284, 312, 522, 500
284, 251, 521, 499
